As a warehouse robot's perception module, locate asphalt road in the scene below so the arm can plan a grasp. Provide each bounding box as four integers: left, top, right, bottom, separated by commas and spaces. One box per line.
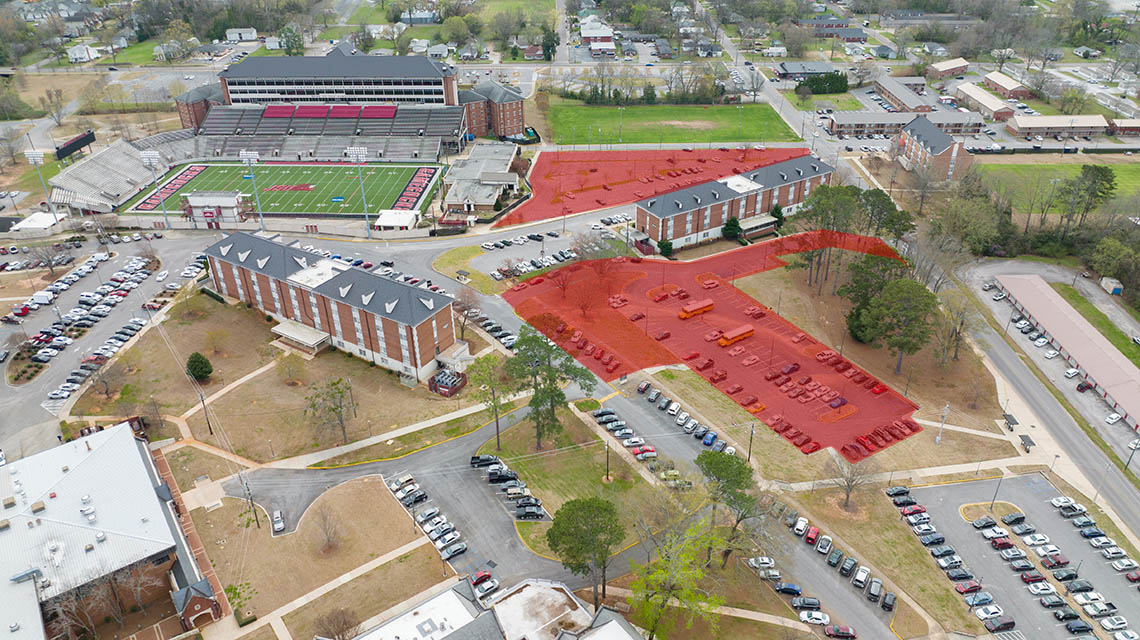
0, 235, 204, 455
913, 474, 1138, 640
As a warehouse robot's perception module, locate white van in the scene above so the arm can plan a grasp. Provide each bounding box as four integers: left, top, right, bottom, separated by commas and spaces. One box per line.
667, 402, 681, 416
388, 474, 414, 491
506, 487, 532, 499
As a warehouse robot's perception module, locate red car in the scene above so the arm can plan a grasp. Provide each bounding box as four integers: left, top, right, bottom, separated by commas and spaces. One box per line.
1041, 554, 1069, 569
805, 526, 819, 544
739, 395, 758, 406
653, 292, 669, 302
871, 383, 889, 395
764, 370, 781, 381
955, 580, 981, 594
631, 445, 655, 456
142, 302, 162, 310
990, 537, 1013, 550
471, 570, 492, 585
900, 505, 926, 516
601, 353, 614, 365
724, 383, 743, 394
727, 346, 745, 356
593, 348, 605, 360
12, 305, 29, 316
1124, 570, 1140, 582
824, 626, 856, 638
701, 280, 719, 289
583, 343, 596, 356
681, 350, 700, 361
709, 369, 728, 383
653, 330, 671, 341
1020, 570, 1044, 583
781, 362, 801, 375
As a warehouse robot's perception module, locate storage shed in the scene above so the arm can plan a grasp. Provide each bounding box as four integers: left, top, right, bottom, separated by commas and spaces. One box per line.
1101, 276, 1123, 296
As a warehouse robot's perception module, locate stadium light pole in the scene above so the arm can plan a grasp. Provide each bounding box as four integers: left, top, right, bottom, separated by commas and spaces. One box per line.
239, 150, 266, 231
346, 146, 372, 239
140, 150, 170, 230
25, 151, 58, 224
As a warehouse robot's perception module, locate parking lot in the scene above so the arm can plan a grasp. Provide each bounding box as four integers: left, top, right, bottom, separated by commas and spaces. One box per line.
913, 474, 1138, 639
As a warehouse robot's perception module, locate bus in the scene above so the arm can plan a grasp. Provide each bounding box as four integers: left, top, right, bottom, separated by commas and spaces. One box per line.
678, 298, 715, 319
718, 324, 754, 347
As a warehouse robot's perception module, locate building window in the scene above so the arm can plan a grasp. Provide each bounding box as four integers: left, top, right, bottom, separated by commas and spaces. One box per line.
398, 327, 410, 365
310, 294, 322, 330
289, 287, 301, 322
331, 302, 344, 339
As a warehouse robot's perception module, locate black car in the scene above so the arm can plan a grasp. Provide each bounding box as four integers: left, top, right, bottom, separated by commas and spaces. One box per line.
946, 568, 973, 581
884, 486, 909, 497
774, 582, 801, 596
1001, 512, 1025, 525
593, 408, 615, 419
1053, 606, 1079, 621
826, 548, 844, 567
657, 397, 670, 410
929, 545, 955, 558
65, 376, 86, 384
1066, 580, 1094, 593
692, 426, 708, 439
892, 495, 916, 507
881, 592, 896, 611
516, 505, 544, 520
597, 415, 619, 424
516, 497, 542, 508
471, 455, 499, 467
983, 617, 1015, 632
489, 470, 518, 483
79, 362, 102, 372
920, 533, 945, 547
790, 597, 820, 610
971, 516, 996, 529
400, 490, 428, 506
1039, 595, 1065, 608
1052, 568, 1078, 582
1011, 523, 1036, 536
839, 557, 857, 576
1065, 620, 1092, 634
1079, 527, 1104, 538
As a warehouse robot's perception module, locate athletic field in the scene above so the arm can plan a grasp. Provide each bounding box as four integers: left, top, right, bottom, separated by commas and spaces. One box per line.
126, 162, 441, 215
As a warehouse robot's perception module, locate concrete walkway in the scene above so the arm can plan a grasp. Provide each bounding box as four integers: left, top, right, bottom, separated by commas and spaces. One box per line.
604, 587, 811, 632
180, 360, 277, 421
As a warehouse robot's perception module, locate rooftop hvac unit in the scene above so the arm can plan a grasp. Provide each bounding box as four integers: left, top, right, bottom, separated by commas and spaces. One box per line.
95, 532, 106, 543
79, 506, 94, 516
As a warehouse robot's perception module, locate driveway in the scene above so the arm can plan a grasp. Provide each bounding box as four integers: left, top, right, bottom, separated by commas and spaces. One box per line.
913, 474, 1138, 639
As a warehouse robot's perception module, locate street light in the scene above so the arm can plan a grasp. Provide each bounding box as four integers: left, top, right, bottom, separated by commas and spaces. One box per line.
140, 150, 170, 230
1126, 439, 1140, 474
25, 151, 58, 224
617, 107, 625, 143
346, 146, 372, 239
238, 150, 266, 231
936, 403, 950, 445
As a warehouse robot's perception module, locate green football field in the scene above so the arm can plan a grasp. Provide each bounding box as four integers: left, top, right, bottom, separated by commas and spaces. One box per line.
127, 163, 440, 215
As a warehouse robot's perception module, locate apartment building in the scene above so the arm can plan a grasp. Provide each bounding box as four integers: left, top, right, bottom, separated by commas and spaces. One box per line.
1005, 114, 1109, 138
204, 232, 459, 380
824, 111, 983, 137
634, 154, 833, 250
983, 71, 1032, 99
893, 116, 972, 181
926, 57, 969, 78
458, 81, 526, 137
874, 76, 932, 112
955, 82, 1015, 121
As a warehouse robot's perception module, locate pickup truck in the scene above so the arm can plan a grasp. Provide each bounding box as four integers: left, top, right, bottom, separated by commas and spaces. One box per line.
470, 455, 499, 467
1082, 602, 1117, 618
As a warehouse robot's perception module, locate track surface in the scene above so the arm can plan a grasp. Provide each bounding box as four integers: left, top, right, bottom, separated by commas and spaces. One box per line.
503, 230, 920, 462
496, 147, 811, 227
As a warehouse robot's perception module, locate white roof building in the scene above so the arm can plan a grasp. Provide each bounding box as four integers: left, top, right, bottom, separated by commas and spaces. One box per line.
0, 424, 182, 640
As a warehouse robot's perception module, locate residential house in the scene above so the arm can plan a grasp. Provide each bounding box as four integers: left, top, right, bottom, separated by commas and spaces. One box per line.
580, 15, 614, 43
926, 57, 968, 78
817, 26, 867, 42
762, 45, 787, 57
634, 154, 833, 251
225, 27, 257, 41
697, 38, 721, 57
264, 36, 281, 50
1043, 47, 1063, 61
870, 44, 897, 58
67, 44, 98, 63
523, 44, 543, 60
923, 42, 949, 57
458, 43, 481, 60
326, 39, 359, 56
892, 115, 972, 181
401, 9, 440, 24
775, 61, 836, 79
1073, 46, 1101, 58
655, 38, 675, 58
427, 43, 449, 58
409, 38, 429, 54
205, 232, 463, 380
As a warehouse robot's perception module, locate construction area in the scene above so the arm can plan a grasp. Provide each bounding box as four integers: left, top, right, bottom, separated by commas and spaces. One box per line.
502, 230, 919, 463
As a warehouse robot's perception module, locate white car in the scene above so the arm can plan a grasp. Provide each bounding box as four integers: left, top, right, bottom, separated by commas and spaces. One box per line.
155, 271, 169, 282
166, 283, 181, 291
747, 556, 775, 569
47, 390, 70, 399
1090, 537, 1116, 548
981, 527, 1008, 540
1027, 582, 1055, 595
51, 336, 74, 346
974, 605, 1003, 621
1051, 496, 1074, 508
1106, 413, 1122, 424
590, 223, 604, 230
1101, 617, 1129, 632
1113, 630, 1139, 640
1034, 544, 1061, 557
394, 484, 420, 501
913, 524, 936, 536
1101, 546, 1126, 559
1034, 337, 1049, 347
1044, 350, 1059, 359
799, 611, 829, 626
433, 530, 461, 549
1022, 534, 1049, 546
1113, 558, 1139, 571
58, 383, 80, 392
992, 292, 1007, 301
1074, 592, 1104, 605
622, 437, 645, 447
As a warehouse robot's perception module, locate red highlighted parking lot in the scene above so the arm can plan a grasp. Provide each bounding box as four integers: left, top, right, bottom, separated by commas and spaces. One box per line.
494, 147, 811, 228
502, 230, 920, 463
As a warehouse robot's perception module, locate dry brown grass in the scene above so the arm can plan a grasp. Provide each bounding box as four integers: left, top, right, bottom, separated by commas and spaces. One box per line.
185, 346, 478, 462
282, 543, 451, 640
891, 599, 929, 639
167, 446, 248, 491
0, 269, 53, 299
71, 294, 277, 417
16, 72, 104, 105
190, 476, 418, 616
961, 501, 1021, 523
236, 624, 280, 640
673, 238, 744, 260
735, 266, 1003, 432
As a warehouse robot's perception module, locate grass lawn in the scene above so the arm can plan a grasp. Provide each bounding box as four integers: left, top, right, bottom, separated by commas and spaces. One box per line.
282, 543, 450, 640
780, 90, 865, 111
168, 446, 248, 491
316, 400, 517, 467
477, 407, 658, 553
248, 46, 285, 57
0, 268, 53, 299
432, 245, 507, 295
236, 626, 279, 640
124, 162, 440, 216
185, 345, 478, 462
548, 100, 799, 144
977, 161, 1140, 215
348, 3, 387, 24
191, 476, 419, 615
1014, 254, 1084, 269
113, 38, 162, 65
1050, 282, 1140, 368
16, 73, 104, 108
706, 561, 796, 619
476, 0, 554, 23
71, 293, 277, 418
796, 486, 983, 635
736, 266, 1004, 432
627, 604, 806, 639
316, 26, 356, 42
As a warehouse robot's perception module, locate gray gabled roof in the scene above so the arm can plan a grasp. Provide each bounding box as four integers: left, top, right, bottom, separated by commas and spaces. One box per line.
901, 115, 953, 154
203, 232, 451, 326
220, 55, 454, 79
472, 81, 523, 104
777, 61, 836, 74
172, 578, 215, 612
446, 611, 506, 640
176, 84, 224, 104
459, 89, 487, 105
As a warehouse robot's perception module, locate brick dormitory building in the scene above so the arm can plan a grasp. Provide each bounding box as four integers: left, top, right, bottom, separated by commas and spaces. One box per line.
204, 232, 465, 381
634, 154, 833, 251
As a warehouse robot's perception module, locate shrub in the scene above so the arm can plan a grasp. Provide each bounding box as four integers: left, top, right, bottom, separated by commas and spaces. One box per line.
186, 352, 214, 380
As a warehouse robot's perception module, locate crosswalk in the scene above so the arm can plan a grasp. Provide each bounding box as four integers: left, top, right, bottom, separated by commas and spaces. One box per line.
992, 631, 1027, 640
40, 398, 67, 416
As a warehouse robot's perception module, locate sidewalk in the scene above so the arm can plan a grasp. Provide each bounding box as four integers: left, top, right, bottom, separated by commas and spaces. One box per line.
603, 587, 811, 632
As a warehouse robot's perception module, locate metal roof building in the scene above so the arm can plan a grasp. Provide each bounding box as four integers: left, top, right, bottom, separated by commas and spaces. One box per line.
997, 274, 1139, 430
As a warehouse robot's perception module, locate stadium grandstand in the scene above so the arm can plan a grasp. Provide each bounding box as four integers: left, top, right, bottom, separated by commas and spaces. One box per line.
48, 139, 158, 214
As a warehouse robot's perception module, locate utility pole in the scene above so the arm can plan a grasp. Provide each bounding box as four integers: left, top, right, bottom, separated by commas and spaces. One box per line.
936, 403, 949, 445
240, 472, 260, 528
605, 442, 610, 481
199, 391, 213, 435
989, 474, 1003, 511
747, 422, 755, 462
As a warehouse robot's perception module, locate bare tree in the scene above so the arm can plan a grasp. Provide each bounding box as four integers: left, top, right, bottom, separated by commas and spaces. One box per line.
911, 163, 938, 217
315, 503, 340, 553
204, 329, 229, 354
829, 457, 875, 509
548, 267, 572, 298
276, 352, 305, 386
38, 88, 66, 126
454, 286, 478, 340
92, 365, 126, 399
116, 562, 164, 612
314, 608, 362, 640
571, 286, 596, 318
29, 245, 62, 276
0, 127, 21, 165
43, 587, 100, 638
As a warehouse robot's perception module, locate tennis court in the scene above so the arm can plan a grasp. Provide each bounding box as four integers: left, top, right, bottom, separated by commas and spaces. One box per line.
128, 162, 441, 215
